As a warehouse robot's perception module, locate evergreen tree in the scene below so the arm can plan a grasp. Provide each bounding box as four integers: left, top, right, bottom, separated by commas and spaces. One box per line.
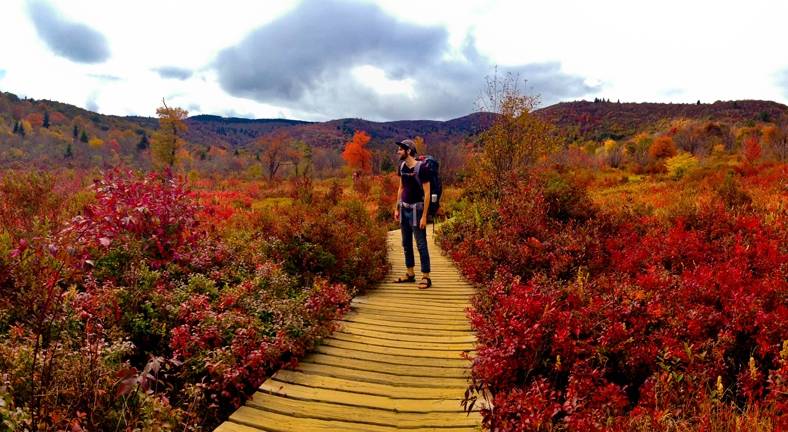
43, 111, 50, 128
12, 122, 18, 134
137, 133, 149, 150
73, 125, 79, 139
80, 130, 89, 143
64, 143, 73, 158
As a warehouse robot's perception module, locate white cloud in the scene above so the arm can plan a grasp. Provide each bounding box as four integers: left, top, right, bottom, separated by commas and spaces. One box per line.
352, 65, 417, 98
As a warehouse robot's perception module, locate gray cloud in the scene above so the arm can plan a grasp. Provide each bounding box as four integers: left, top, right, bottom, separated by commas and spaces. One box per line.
214, 0, 596, 120
27, 0, 110, 64
154, 66, 194, 80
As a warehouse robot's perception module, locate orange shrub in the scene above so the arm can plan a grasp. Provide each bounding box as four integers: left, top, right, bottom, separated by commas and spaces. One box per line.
648, 135, 677, 159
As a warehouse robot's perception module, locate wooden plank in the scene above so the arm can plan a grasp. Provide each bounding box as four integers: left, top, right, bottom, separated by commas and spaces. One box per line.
271, 369, 468, 399
289, 355, 467, 379
352, 297, 471, 311
213, 421, 268, 432
359, 288, 473, 297
312, 345, 471, 368
342, 312, 471, 328
322, 337, 475, 359
362, 292, 473, 302
259, 381, 465, 413
331, 331, 476, 351
336, 323, 476, 343
351, 299, 470, 313
350, 301, 469, 316
291, 362, 471, 388
342, 314, 472, 331
246, 392, 480, 428
228, 407, 482, 432
228, 406, 394, 432
348, 305, 472, 324
336, 320, 475, 337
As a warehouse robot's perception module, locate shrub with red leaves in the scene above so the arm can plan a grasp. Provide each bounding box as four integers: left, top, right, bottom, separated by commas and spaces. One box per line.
441, 170, 788, 430
1, 168, 387, 431
62, 169, 202, 271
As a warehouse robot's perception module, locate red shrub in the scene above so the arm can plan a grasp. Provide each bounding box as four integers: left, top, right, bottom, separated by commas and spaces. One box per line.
62, 169, 202, 270
442, 171, 788, 429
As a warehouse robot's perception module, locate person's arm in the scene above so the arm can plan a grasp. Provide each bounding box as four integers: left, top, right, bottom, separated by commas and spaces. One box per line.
420, 181, 430, 229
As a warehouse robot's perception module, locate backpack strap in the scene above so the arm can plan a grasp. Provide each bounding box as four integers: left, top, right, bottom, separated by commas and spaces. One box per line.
413, 161, 423, 187
401, 161, 424, 187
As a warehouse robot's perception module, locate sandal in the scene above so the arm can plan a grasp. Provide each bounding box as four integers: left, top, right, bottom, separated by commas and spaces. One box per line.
394, 273, 416, 283
418, 277, 432, 289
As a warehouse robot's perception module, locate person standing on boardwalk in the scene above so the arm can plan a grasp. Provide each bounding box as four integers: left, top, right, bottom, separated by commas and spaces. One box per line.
393, 139, 432, 289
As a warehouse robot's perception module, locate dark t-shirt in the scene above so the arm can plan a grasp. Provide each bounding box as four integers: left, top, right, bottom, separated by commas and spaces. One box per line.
398, 161, 431, 204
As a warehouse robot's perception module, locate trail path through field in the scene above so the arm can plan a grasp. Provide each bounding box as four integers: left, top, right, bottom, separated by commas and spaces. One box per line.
215, 226, 482, 431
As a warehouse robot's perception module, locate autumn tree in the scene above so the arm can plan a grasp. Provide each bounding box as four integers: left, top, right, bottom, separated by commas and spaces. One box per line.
341, 130, 373, 175
292, 140, 313, 179
412, 135, 426, 154
474, 71, 558, 195
254, 131, 294, 181
151, 99, 188, 168
742, 134, 761, 164
762, 123, 788, 161
371, 148, 392, 174
26, 112, 44, 129
430, 137, 469, 184
648, 135, 677, 159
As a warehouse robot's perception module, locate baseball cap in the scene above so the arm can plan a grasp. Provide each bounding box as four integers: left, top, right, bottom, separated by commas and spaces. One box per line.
396, 139, 416, 152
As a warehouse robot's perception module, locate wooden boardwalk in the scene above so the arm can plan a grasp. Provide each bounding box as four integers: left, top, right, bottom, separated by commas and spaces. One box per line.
215, 226, 482, 431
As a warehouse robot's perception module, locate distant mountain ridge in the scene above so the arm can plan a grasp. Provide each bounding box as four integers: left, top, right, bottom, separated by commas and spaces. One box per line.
179, 112, 496, 151
534, 99, 788, 141
2, 89, 787, 171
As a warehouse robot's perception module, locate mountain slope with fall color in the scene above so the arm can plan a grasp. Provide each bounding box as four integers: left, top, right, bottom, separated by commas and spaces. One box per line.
2, 89, 786, 172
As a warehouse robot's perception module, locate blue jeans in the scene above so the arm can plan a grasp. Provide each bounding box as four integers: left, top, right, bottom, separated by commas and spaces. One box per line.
400, 207, 430, 273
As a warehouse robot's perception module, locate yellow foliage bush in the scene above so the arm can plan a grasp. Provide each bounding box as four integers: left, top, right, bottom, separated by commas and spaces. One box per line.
665, 152, 699, 179
88, 138, 104, 149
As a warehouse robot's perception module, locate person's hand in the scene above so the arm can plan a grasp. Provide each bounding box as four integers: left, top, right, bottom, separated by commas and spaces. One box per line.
394, 208, 399, 221
419, 215, 427, 230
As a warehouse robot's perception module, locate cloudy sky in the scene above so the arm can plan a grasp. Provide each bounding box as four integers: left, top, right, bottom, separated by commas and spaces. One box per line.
1, 0, 787, 122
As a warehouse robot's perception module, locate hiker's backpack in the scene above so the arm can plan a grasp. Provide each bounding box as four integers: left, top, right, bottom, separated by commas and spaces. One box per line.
400, 155, 442, 219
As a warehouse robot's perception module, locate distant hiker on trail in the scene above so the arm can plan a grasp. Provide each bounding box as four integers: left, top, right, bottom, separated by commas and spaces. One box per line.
393, 139, 432, 289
